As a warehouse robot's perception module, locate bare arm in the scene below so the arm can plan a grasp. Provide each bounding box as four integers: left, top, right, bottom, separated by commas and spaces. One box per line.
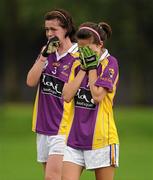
88, 69, 107, 103
26, 55, 47, 87
62, 69, 86, 103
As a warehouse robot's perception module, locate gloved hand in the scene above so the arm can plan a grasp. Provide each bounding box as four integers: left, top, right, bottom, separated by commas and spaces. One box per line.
41, 36, 60, 57
79, 47, 87, 71
79, 46, 99, 71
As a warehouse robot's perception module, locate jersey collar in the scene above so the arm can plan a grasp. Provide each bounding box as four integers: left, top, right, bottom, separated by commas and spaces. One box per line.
56, 43, 78, 61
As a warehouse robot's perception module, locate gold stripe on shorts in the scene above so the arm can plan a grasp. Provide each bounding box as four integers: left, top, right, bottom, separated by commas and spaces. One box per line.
110, 144, 116, 166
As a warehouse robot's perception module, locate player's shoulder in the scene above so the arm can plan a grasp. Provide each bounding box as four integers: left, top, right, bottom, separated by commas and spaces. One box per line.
100, 55, 118, 68
108, 55, 118, 64
71, 51, 79, 58
69, 43, 80, 67
69, 43, 79, 57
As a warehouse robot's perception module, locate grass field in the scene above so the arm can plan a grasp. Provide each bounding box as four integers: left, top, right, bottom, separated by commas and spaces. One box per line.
0, 104, 153, 180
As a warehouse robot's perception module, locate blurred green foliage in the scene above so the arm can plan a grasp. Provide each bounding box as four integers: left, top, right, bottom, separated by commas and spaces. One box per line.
0, 2, 153, 179
0, 104, 153, 179
0, 0, 153, 104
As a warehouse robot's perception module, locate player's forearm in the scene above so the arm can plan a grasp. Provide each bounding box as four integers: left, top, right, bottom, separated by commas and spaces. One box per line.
62, 70, 86, 103
26, 56, 47, 87
88, 69, 107, 103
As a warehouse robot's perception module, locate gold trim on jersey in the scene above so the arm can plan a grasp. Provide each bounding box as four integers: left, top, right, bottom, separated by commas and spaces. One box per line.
92, 59, 109, 149
32, 86, 39, 132
99, 58, 109, 77
92, 58, 119, 149
70, 52, 79, 58
58, 60, 80, 135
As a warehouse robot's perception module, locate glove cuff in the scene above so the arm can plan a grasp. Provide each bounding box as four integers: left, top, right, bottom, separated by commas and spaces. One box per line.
87, 65, 97, 71
41, 51, 49, 57
80, 66, 87, 71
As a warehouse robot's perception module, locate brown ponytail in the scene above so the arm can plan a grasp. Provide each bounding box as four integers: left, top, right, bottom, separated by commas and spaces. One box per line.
98, 22, 112, 41
76, 21, 112, 44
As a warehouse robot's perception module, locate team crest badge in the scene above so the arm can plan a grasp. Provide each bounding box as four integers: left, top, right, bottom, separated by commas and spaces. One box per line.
109, 68, 114, 78
63, 65, 69, 70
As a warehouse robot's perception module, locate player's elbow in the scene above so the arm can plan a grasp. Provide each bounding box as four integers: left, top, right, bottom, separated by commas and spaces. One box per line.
91, 87, 107, 103
26, 76, 37, 87
62, 89, 73, 103
26, 80, 35, 87
62, 93, 72, 103
92, 95, 103, 104
92, 91, 106, 103
62, 85, 73, 103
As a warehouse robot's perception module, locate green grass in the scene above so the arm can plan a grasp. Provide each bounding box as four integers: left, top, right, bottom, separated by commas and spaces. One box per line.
0, 104, 153, 180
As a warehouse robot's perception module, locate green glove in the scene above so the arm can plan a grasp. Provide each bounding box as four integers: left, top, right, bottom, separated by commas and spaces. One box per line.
79, 46, 99, 70
78, 47, 87, 71
42, 36, 60, 57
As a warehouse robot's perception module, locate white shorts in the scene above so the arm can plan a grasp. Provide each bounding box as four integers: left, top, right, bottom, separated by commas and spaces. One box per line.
63, 144, 119, 170
36, 133, 66, 163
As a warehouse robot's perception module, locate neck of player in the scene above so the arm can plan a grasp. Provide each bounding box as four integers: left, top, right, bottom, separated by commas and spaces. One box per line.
57, 37, 73, 55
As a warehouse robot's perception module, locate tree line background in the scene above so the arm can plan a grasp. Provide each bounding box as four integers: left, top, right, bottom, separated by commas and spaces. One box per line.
0, 0, 153, 106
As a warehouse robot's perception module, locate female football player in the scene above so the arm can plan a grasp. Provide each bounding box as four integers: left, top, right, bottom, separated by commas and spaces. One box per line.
62, 21, 119, 180
27, 9, 78, 180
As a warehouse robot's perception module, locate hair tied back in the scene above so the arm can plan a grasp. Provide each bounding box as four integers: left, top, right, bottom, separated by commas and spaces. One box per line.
98, 23, 103, 30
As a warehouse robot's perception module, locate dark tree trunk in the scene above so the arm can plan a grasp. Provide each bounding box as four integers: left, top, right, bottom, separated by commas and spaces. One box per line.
3, 0, 21, 101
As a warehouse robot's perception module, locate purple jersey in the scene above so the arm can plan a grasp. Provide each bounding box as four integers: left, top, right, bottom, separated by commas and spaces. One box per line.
67, 53, 119, 150
32, 44, 79, 135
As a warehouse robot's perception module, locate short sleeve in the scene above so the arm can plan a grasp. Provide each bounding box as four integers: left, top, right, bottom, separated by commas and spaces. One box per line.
95, 56, 119, 92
